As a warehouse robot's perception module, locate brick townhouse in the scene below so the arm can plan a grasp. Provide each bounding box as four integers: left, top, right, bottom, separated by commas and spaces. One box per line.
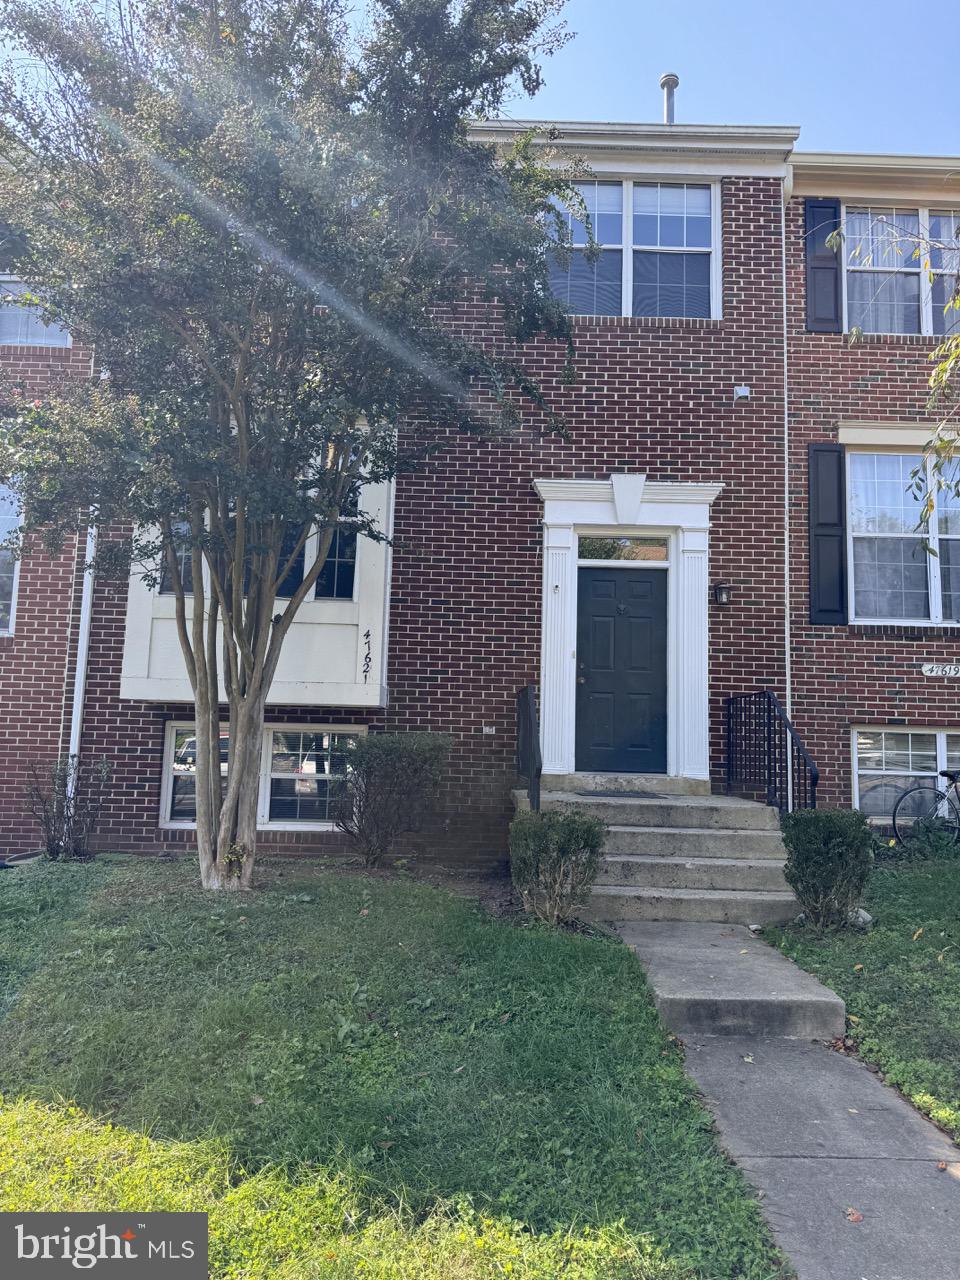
2, 100, 958, 865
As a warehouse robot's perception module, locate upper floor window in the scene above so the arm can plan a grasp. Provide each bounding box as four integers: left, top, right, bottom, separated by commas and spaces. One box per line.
548, 180, 719, 320
0, 484, 19, 633
159, 518, 356, 601
0, 275, 71, 348
847, 449, 960, 623
844, 206, 960, 337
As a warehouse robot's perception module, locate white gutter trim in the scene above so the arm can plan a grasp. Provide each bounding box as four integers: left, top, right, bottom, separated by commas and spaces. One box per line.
780, 182, 793, 719
66, 522, 97, 796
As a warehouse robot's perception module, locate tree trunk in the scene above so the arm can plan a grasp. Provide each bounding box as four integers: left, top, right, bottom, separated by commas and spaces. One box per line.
195, 693, 265, 890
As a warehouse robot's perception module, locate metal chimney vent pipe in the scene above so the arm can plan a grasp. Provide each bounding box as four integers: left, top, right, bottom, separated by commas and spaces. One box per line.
659, 72, 679, 124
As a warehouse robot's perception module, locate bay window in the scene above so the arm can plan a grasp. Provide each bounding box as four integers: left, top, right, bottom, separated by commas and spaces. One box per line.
549, 180, 720, 319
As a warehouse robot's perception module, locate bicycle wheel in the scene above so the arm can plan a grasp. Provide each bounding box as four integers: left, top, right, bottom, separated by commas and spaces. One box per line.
892, 784, 960, 846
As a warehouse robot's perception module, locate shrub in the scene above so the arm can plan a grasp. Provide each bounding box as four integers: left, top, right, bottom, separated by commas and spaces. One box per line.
509, 809, 606, 926
25, 756, 111, 862
335, 733, 451, 867
781, 808, 874, 929
892, 819, 960, 862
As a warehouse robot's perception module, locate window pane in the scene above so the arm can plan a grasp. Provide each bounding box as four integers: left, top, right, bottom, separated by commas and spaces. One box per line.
632, 251, 710, 318
856, 730, 884, 769
859, 774, 928, 820
929, 211, 960, 273
0, 278, 71, 347
168, 728, 229, 822
847, 270, 921, 334
848, 453, 924, 535
940, 539, 960, 620
548, 248, 622, 317
857, 727, 941, 820
275, 524, 306, 598
315, 526, 359, 600
159, 521, 194, 595
632, 183, 712, 249
552, 182, 623, 247
578, 536, 668, 561
947, 735, 960, 770
846, 208, 921, 269
852, 536, 930, 619
267, 730, 354, 823
932, 274, 960, 337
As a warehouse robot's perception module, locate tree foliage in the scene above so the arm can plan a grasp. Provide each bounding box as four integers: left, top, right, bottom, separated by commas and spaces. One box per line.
0, 0, 582, 887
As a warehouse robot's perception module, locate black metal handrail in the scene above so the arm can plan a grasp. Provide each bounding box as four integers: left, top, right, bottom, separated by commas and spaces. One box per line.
725, 690, 818, 812
516, 684, 542, 812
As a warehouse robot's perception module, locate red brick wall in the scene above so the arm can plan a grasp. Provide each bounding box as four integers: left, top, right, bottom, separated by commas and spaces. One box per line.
0, 342, 93, 856
2, 176, 797, 863
785, 194, 957, 809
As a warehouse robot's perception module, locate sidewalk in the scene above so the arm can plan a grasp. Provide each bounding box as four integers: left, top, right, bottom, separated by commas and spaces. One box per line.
617, 922, 960, 1280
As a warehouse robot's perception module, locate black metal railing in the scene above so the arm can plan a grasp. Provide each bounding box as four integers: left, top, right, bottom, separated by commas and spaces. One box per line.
516, 684, 542, 812
725, 690, 818, 812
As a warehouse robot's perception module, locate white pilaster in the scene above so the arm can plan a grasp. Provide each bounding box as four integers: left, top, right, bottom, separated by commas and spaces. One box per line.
676, 527, 711, 780
540, 524, 576, 774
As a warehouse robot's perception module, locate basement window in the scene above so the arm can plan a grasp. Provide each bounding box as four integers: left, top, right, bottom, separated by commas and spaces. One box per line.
853, 727, 960, 821
160, 722, 363, 830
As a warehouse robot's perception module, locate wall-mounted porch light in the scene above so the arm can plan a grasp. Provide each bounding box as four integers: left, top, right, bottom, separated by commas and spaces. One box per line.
712, 581, 732, 606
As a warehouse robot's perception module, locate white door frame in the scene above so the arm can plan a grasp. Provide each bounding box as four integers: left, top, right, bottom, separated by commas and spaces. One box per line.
534, 474, 723, 780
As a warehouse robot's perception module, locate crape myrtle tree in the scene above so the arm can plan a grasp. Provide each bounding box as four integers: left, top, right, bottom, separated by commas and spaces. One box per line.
0, 0, 586, 889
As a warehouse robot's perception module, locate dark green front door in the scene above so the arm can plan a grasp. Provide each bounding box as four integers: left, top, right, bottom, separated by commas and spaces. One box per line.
575, 567, 668, 774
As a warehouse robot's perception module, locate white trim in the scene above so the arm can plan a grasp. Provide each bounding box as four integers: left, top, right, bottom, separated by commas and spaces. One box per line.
838, 422, 941, 448
159, 720, 368, 832
535, 473, 722, 780
65, 524, 97, 797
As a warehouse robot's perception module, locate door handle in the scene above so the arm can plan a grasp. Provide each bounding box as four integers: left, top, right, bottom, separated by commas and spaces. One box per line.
577, 676, 586, 684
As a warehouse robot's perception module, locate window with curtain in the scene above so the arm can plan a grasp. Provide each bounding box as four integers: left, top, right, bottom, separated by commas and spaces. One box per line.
929, 209, 960, 337
847, 450, 960, 623
266, 729, 355, 822
844, 206, 960, 336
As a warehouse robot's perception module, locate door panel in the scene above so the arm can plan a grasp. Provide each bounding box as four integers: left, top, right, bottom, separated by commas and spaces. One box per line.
575, 567, 667, 773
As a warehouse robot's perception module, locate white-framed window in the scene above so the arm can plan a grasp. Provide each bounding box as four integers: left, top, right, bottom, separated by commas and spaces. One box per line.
548, 179, 721, 320
847, 449, 960, 624
0, 483, 21, 634
842, 205, 960, 337
160, 721, 364, 830
853, 727, 960, 821
158, 521, 357, 602
0, 275, 71, 347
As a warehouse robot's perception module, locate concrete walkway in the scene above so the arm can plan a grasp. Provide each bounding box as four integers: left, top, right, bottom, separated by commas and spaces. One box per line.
617, 922, 960, 1280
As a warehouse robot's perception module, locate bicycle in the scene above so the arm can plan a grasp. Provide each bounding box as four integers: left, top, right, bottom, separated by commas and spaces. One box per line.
891, 769, 960, 846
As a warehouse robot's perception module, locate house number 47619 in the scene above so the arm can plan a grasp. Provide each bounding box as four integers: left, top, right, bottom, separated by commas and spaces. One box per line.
921, 663, 960, 677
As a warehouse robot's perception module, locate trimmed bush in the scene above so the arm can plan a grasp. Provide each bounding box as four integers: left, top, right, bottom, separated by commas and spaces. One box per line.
335, 732, 451, 867
781, 808, 874, 929
509, 809, 606, 925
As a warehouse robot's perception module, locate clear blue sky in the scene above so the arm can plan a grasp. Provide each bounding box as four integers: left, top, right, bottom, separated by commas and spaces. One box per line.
510, 0, 955, 156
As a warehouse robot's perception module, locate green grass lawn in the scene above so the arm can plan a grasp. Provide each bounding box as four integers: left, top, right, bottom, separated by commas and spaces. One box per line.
0, 857, 786, 1279
770, 858, 960, 1140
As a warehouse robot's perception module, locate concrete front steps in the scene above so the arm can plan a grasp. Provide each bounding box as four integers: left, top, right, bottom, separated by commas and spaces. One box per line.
538, 774, 798, 926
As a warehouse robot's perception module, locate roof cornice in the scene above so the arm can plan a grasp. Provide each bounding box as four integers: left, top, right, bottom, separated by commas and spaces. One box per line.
792, 151, 960, 201
471, 119, 799, 174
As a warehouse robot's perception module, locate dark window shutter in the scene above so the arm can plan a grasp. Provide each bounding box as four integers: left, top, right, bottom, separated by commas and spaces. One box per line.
804, 198, 842, 333
809, 443, 848, 625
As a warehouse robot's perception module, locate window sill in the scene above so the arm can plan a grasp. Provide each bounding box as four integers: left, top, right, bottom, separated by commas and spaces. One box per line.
160, 821, 338, 834
848, 622, 960, 639
567, 314, 722, 328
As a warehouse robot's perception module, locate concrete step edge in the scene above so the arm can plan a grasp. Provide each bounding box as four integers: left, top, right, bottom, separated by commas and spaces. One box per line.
591, 885, 797, 902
